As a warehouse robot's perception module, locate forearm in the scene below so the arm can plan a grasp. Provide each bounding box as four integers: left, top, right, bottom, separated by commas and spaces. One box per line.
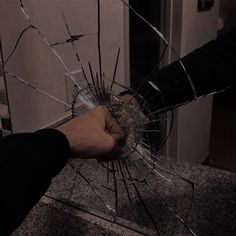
138, 27, 236, 114
0, 129, 70, 235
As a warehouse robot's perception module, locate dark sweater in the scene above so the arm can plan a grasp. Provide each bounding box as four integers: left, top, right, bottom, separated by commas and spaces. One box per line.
0, 129, 70, 235
138, 27, 236, 114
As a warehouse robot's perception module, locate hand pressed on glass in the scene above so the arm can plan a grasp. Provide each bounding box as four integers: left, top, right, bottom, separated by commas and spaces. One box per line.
57, 106, 124, 160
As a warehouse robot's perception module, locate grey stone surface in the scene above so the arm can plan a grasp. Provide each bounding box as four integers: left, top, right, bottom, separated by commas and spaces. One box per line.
14, 158, 236, 236
13, 197, 139, 236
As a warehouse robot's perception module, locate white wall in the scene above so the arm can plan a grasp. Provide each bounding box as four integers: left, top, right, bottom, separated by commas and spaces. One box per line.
167, 0, 220, 163
0, 0, 128, 132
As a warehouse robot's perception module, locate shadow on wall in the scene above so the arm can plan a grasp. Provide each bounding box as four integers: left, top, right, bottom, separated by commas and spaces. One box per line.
219, 0, 236, 34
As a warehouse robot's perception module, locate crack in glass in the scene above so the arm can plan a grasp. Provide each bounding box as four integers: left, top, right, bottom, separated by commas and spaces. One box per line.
1, 0, 233, 235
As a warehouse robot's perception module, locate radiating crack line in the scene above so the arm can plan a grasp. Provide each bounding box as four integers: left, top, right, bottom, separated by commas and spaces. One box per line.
5, 71, 71, 107
146, 181, 197, 236
117, 160, 132, 202
97, 0, 103, 81
111, 161, 118, 222
18, 0, 94, 109
122, 160, 161, 236
77, 170, 116, 214
135, 147, 172, 184
119, 0, 197, 100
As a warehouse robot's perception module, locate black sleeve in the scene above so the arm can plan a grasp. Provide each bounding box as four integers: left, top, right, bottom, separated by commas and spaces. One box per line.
137, 27, 236, 114
0, 129, 71, 235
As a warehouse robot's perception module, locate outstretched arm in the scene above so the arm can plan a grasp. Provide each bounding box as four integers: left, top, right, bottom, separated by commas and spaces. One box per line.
0, 106, 124, 235
138, 27, 236, 114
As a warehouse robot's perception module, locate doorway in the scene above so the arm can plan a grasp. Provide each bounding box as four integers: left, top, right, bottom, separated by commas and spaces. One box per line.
129, 0, 162, 88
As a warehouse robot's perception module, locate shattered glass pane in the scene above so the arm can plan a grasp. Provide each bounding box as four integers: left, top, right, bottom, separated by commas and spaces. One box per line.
1, 1, 236, 236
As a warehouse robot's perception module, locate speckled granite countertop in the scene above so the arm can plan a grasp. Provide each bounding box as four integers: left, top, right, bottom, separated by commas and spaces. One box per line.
14, 158, 236, 236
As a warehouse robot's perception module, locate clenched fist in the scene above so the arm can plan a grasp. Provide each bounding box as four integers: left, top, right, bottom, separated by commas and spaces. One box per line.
57, 106, 124, 161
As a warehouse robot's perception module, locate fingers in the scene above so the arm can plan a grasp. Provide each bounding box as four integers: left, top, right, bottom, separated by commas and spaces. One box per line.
58, 105, 124, 161
96, 138, 122, 162
103, 107, 125, 142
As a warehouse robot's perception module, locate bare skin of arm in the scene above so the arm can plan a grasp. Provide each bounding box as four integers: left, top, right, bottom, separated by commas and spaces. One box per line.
57, 106, 124, 160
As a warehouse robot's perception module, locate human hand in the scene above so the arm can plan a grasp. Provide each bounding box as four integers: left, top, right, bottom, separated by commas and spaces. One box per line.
121, 94, 149, 124
57, 106, 124, 161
